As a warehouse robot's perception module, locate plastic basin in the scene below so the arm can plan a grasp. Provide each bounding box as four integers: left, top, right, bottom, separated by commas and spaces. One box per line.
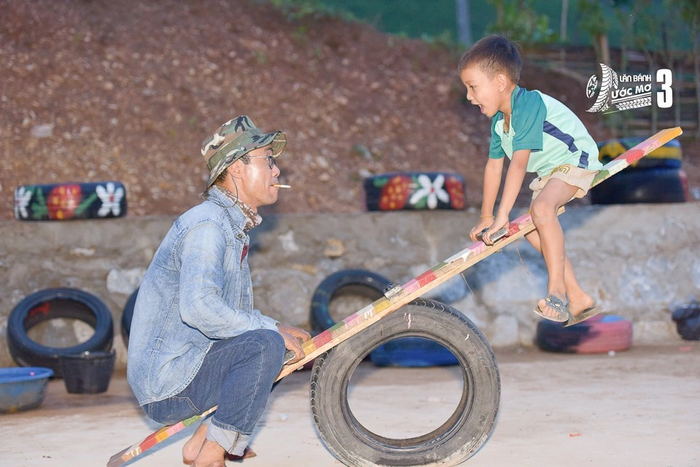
0, 367, 53, 413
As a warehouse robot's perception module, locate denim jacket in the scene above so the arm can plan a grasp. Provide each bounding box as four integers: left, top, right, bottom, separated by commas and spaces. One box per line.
127, 187, 279, 405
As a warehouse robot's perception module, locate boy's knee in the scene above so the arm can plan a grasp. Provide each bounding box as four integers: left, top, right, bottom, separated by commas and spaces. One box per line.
530, 199, 557, 223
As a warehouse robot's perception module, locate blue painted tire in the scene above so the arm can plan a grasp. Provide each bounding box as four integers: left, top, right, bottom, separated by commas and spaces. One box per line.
7, 288, 114, 377
370, 336, 458, 367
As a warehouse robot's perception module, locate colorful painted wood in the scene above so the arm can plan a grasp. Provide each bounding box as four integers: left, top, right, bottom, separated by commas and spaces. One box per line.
108, 126, 682, 467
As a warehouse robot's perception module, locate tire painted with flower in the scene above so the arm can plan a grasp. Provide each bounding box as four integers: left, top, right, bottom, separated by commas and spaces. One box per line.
14, 181, 127, 221
363, 172, 465, 211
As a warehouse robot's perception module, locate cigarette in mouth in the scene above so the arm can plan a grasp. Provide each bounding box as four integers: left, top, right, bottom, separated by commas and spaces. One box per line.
272, 184, 291, 189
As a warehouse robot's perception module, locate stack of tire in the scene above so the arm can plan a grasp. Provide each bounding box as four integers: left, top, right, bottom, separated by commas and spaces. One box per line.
7, 288, 114, 377
590, 137, 688, 204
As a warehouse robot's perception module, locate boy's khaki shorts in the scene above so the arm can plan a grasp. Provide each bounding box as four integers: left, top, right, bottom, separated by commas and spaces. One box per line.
529, 164, 599, 200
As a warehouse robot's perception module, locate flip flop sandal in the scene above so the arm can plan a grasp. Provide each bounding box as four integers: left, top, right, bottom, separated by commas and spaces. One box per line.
533, 294, 571, 322
564, 306, 600, 327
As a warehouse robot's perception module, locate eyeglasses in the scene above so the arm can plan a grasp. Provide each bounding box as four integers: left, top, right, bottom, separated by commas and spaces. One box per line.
248, 155, 277, 169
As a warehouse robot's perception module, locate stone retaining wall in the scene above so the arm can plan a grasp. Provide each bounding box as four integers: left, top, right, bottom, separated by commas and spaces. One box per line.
1, 203, 698, 370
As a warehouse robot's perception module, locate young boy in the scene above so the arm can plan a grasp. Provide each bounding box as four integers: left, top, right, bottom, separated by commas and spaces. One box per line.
459, 35, 601, 326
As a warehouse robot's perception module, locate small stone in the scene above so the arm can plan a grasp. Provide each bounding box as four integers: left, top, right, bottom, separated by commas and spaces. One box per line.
316, 156, 329, 169
30, 123, 53, 138
106, 268, 146, 295
70, 247, 95, 257
279, 231, 300, 253
323, 238, 345, 258
351, 144, 373, 160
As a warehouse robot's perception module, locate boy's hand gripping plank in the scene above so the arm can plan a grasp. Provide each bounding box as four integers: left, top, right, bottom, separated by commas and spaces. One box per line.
108, 126, 681, 467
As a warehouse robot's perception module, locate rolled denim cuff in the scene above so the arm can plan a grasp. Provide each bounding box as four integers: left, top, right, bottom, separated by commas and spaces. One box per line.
206, 417, 251, 456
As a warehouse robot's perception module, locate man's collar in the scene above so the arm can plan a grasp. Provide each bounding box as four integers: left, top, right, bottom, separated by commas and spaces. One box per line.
207, 185, 262, 232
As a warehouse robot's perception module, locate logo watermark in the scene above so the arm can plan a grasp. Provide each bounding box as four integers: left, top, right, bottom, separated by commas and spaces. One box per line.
585, 64, 673, 113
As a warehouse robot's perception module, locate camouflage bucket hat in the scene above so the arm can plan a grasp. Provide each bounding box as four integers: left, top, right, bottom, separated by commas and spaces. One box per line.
201, 115, 287, 188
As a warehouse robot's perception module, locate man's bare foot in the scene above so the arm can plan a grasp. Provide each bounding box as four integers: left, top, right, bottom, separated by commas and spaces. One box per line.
568, 293, 596, 318
537, 293, 568, 320
191, 439, 226, 467
183, 423, 208, 465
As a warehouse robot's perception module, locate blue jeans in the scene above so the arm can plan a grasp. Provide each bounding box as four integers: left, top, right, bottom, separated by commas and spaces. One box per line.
143, 329, 285, 455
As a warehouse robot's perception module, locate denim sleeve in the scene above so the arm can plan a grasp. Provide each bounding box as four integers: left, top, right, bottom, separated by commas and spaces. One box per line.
177, 222, 276, 339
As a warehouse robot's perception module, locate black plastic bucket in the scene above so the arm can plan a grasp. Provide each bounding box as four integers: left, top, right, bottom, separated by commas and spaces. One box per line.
59, 350, 116, 394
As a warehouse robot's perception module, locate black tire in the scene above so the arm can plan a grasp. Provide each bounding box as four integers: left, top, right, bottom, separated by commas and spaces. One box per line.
363, 172, 466, 211
310, 299, 500, 467
121, 288, 139, 348
7, 288, 114, 377
590, 167, 688, 204
597, 137, 682, 170
14, 181, 127, 221
671, 302, 700, 341
310, 269, 392, 334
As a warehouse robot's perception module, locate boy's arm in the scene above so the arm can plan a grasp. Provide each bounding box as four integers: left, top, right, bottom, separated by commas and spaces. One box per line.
469, 157, 504, 242
484, 149, 530, 243
481, 157, 504, 216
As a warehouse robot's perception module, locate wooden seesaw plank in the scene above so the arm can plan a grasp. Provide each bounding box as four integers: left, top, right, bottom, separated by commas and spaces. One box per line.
108, 126, 681, 467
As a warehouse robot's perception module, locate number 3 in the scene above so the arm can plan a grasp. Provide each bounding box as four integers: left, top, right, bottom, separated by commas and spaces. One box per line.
656, 69, 673, 109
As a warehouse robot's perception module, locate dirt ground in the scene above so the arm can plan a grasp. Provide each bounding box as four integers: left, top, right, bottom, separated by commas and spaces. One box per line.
1, 342, 698, 467
2, 0, 699, 222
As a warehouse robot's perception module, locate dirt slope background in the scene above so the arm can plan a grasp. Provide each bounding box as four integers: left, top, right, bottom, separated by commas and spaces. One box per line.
1, 0, 698, 220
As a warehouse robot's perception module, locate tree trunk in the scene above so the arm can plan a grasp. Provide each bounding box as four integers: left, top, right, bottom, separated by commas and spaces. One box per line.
559, 0, 568, 65
598, 34, 611, 67
456, 0, 473, 46
693, 11, 700, 138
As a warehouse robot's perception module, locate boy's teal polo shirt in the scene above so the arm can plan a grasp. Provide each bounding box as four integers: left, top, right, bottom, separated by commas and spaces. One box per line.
488, 86, 602, 177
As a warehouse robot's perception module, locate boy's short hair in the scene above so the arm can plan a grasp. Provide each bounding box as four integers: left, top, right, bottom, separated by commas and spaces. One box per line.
458, 35, 522, 84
